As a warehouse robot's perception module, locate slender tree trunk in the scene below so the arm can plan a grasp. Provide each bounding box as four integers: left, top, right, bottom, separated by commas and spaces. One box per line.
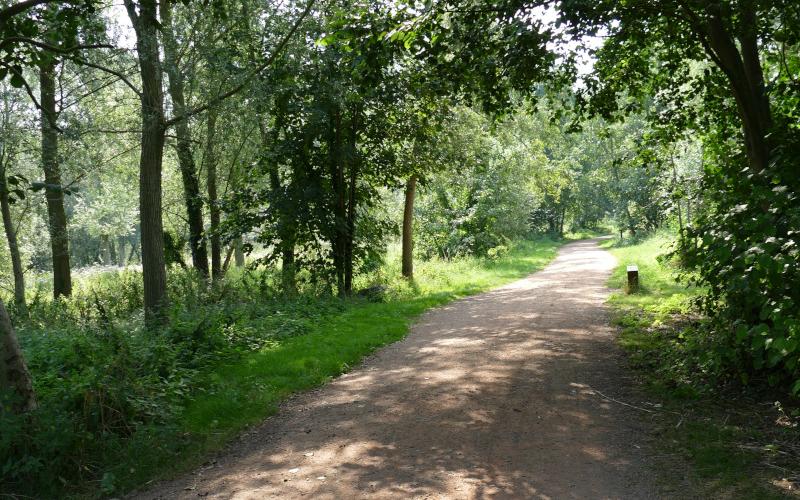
125, 0, 168, 323
328, 109, 346, 296
281, 236, 296, 292
206, 109, 222, 281
162, 0, 209, 277
0, 172, 26, 314
401, 175, 417, 279
109, 238, 117, 264
234, 236, 245, 267
128, 236, 140, 265
0, 299, 36, 412
100, 234, 112, 264
39, 61, 72, 299
343, 111, 359, 295
671, 159, 683, 232
262, 110, 296, 292
687, 196, 692, 225
117, 237, 127, 266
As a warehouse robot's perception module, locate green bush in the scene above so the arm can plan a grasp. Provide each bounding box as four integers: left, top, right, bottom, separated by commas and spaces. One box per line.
2, 239, 560, 497
0, 266, 343, 497
678, 132, 800, 393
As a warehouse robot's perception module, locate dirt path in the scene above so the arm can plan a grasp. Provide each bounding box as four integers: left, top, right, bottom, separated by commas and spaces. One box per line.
135, 239, 657, 499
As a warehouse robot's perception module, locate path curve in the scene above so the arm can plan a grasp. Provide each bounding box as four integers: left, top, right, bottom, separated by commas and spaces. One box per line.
135, 239, 656, 499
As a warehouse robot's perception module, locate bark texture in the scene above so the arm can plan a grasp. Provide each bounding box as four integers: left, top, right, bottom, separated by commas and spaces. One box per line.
206, 109, 222, 280
234, 236, 245, 267
700, 2, 772, 172
0, 299, 36, 412
39, 61, 72, 299
0, 172, 25, 313
162, 0, 209, 277
126, 0, 169, 323
401, 175, 417, 279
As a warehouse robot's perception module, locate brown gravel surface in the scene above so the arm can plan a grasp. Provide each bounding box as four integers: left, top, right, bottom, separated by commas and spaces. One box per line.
133, 239, 658, 499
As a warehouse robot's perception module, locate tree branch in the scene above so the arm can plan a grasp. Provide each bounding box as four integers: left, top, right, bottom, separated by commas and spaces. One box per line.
0, 37, 113, 54
164, 0, 317, 128
0, 0, 78, 23
66, 55, 142, 96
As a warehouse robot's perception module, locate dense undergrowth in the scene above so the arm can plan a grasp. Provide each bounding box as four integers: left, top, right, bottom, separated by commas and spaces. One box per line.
0, 238, 559, 498
605, 233, 799, 498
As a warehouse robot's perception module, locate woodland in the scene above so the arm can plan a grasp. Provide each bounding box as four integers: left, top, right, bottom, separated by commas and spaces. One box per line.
0, 0, 798, 496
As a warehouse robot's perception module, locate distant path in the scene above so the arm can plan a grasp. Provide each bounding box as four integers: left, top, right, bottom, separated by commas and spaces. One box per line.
135, 239, 656, 499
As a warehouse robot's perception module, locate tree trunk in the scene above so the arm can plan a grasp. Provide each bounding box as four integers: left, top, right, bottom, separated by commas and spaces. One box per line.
281, 236, 296, 293
100, 234, 112, 265
206, 108, 222, 281
222, 244, 233, 273
126, 0, 169, 324
686, 196, 692, 225
343, 111, 359, 295
117, 237, 127, 267
671, 158, 683, 232
162, 0, 209, 277
0, 171, 26, 314
234, 236, 245, 267
328, 109, 346, 296
0, 299, 36, 412
703, 3, 772, 172
109, 237, 117, 264
39, 61, 72, 299
401, 174, 417, 279
261, 109, 296, 292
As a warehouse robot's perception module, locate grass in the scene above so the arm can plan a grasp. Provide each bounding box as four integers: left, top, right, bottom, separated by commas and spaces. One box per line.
96, 238, 562, 496
563, 227, 612, 241
605, 232, 798, 499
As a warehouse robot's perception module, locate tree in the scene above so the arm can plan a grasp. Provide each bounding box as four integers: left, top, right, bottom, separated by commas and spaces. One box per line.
0, 84, 32, 313
556, 0, 787, 174
39, 58, 72, 297
401, 174, 416, 278
161, 0, 209, 277
122, 0, 169, 323
0, 298, 35, 412
121, 0, 314, 321
205, 107, 222, 281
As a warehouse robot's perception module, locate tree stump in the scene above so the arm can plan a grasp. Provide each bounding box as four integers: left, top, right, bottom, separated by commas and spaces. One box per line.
627, 265, 639, 294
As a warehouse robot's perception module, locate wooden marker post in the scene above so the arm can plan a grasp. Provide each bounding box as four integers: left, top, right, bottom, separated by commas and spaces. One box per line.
627, 265, 639, 294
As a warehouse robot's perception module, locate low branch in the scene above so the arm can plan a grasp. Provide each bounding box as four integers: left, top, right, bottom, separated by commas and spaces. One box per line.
0, 0, 78, 23
0, 37, 112, 54
66, 56, 142, 96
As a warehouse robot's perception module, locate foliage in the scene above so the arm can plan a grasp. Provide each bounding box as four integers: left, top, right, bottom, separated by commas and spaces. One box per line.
548, 0, 800, 393
0, 237, 558, 498
605, 232, 797, 499
679, 127, 800, 392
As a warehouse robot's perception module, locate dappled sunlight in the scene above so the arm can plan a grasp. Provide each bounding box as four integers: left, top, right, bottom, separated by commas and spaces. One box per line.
136, 239, 653, 499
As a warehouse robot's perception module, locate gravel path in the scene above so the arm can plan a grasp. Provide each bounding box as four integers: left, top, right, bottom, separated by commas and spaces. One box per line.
134, 238, 657, 499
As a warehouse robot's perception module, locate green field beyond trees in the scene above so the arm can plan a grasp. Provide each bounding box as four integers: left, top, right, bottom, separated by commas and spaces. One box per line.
1, 0, 799, 497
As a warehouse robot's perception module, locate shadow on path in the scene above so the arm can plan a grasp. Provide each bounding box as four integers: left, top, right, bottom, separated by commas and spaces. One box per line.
135, 239, 657, 500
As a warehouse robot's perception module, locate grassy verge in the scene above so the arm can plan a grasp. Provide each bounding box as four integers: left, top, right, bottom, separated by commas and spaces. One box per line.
564, 227, 612, 240
94, 238, 561, 496
605, 233, 798, 498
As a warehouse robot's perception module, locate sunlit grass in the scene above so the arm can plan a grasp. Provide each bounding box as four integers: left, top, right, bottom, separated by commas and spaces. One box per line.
604, 232, 791, 499
108, 238, 561, 493
604, 232, 698, 318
